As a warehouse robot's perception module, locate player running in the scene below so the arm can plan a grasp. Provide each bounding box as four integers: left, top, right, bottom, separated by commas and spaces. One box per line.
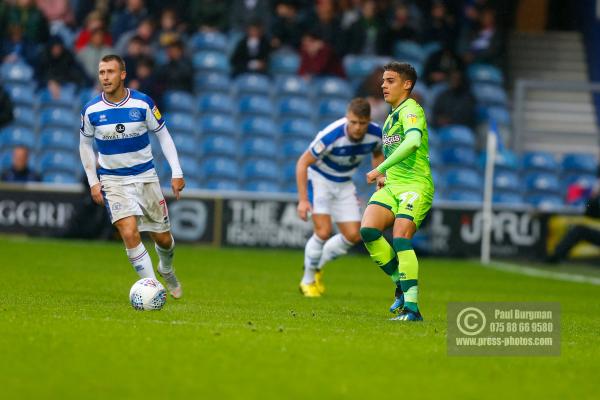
296, 98, 384, 297
360, 62, 434, 321
79, 54, 185, 298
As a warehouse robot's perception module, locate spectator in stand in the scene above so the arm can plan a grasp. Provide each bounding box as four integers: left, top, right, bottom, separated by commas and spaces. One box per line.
129, 55, 160, 101
381, 2, 419, 54
77, 28, 115, 80
122, 35, 148, 85
463, 6, 502, 66
229, 0, 271, 34
298, 30, 345, 79
270, 0, 306, 50
157, 8, 182, 48
306, 0, 344, 56
188, 0, 230, 32
230, 19, 270, 77
344, 0, 387, 55
114, 17, 157, 57
4, 0, 49, 45
0, 84, 14, 129
0, 146, 40, 183
155, 38, 193, 94
36, 35, 88, 89
110, 0, 149, 42
422, 41, 464, 86
74, 10, 112, 52
355, 66, 388, 125
432, 69, 476, 129
422, 0, 457, 44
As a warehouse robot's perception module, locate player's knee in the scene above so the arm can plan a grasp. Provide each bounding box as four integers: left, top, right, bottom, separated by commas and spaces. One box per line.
343, 231, 362, 244
360, 227, 382, 243
155, 233, 173, 249
314, 227, 331, 241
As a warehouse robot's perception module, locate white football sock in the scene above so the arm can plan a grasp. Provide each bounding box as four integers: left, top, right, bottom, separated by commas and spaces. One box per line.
155, 236, 175, 274
126, 242, 156, 279
317, 233, 354, 269
302, 234, 325, 284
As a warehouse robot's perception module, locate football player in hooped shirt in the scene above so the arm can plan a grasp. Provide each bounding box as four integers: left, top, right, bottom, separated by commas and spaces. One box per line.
79, 54, 185, 298
296, 98, 384, 297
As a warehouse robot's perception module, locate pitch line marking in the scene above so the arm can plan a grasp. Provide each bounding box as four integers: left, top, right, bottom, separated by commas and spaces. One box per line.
485, 261, 600, 286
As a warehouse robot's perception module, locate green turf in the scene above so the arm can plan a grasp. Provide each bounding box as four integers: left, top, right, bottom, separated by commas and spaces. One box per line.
0, 236, 598, 399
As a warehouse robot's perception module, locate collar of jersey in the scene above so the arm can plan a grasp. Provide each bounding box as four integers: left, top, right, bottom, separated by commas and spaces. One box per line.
102, 88, 130, 107
390, 97, 411, 115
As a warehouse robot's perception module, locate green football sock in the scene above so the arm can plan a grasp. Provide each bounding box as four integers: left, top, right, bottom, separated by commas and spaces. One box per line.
360, 228, 399, 286
393, 238, 419, 313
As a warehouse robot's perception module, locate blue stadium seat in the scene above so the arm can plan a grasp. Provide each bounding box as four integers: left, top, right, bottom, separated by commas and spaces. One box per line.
12, 106, 37, 128
0, 126, 36, 149
280, 118, 316, 140
189, 31, 228, 52
472, 83, 508, 106
39, 128, 78, 152
494, 170, 521, 192
42, 171, 79, 184
200, 157, 239, 180
343, 55, 380, 81
393, 41, 424, 62
0, 150, 12, 170
430, 167, 441, 189
240, 116, 278, 139
200, 114, 236, 136
282, 139, 309, 159
480, 150, 520, 172
439, 125, 476, 148
163, 91, 196, 114
525, 193, 564, 209
238, 95, 274, 117
441, 147, 477, 167
243, 181, 282, 192
6, 84, 36, 107
38, 151, 79, 173
312, 77, 352, 100
525, 172, 561, 194
562, 173, 596, 189
171, 134, 198, 157
493, 191, 524, 205
269, 51, 300, 76
39, 86, 77, 110
200, 135, 238, 158
0, 62, 34, 83
278, 97, 313, 119
443, 168, 483, 191
233, 73, 272, 96
194, 72, 230, 93
282, 160, 297, 181
467, 63, 504, 85
176, 156, 202, 180
522, 151, 559, 173
275, 75, 310, 98
477, 105, 511, 126
182, 177, 202, 189
242, 159, 280, 181
282, 182, 298, 193
205, 178, 240, 191
422, 41, 442, 58
192, 51, 229, 72
165, 112, 196, 135
562, 153, 597, 174
429, 146, 441, 168
242, 137, 278, 159
197, 93, 235, 114
444, 189, 483, 203
318, 98, 347, 119
79, 87, 100, 106
40, 108, 79, 130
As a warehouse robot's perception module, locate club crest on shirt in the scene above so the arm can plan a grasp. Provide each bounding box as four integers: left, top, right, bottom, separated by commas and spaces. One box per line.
406, 113, 417, 124
129, 108, 142, 121
152, 106, 162, 120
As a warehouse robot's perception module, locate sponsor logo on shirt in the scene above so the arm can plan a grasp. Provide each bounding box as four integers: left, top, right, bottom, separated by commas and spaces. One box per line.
383, 135, 401, 145
115, 123, 126, 133
152, 106, 162, 121
406, 113, 417, 124
313, 140, 325, 155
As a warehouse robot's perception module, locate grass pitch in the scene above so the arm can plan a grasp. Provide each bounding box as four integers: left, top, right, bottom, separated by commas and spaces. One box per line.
0, 236, 598, 400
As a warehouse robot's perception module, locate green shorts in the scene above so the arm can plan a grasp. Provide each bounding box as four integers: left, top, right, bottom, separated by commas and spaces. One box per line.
367, 183, 434, 228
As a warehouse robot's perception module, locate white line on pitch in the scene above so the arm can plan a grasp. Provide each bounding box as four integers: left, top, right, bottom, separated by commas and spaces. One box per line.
484, 261, 600, 286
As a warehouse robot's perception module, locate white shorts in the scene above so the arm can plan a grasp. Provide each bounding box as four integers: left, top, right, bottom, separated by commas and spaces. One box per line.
308, 169, 361, 222
100, 180, 170, 232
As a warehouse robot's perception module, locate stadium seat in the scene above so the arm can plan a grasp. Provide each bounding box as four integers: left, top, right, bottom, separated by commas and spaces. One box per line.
393, 41, 424, 62
525, 193, 564, 209
242, 159, 280, 181
0, 62, 34, 83
79, 87, 100, 105
163, 91, 196, 114
278, 97, 313, 119
494, 170, 521, 192
6, 84, 36, 107
318, 98, 347, 120
38, 86, 77, 111
562, 173, 596, 188
467, 63, 504, 85
42, 171, 79, 184
275, 75, 310, 98
175, 156, 202, 180
444, 189, 483, 203
233, 73, 272, 96
200, 114, 237, 136
197, 93, 235, 115
282, 160, 297, 181
242, 137, 279, 159
472, 83, 508, 106
243, 181, 282, 193
200, 135, 238, 158
189, 31, 228, 52
200, 156, 239, 180
282, 139, 309, 159
171, 134, 198, 157
192, 51, 229, 73
194, 72, 230, 93
40, 108, 79, 130
39, 128, 78, 152
282, 182, 298, 193
477, 105, 511, 126
525, 172, 561, 194
238, 95, 274, 117
522, 151, 559, 173
269, 51, 300, 76
493, 191, 524, 205
311, 77, 352, 100
441, 147, 477, 167
429, 146, 441, 168
0, 126, 36, 149
280, 118, 316, 141
240, 116, 278, 139
422, 41, 442, 58
443, 168, 483, 191
439, 125, 476, 148
12, 106, 37, 128
205, 178, 240, 191
562, 153, 598, 175
480, 150, 520, 172
165, 112, 196, 135
343, 55, 380, 82
38, 151, 79, 174
182, 177, 202, 189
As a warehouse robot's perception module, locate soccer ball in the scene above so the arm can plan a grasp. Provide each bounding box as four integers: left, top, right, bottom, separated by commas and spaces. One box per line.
129, 278, 167, 311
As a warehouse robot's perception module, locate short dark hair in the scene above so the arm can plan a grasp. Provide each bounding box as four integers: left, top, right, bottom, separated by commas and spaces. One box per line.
383, 61, 418, 92
100, 54, 126, 71
347, 97, 371, 118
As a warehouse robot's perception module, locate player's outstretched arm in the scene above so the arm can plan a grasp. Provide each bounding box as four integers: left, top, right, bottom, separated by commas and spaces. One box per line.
79, 133, 103, 205
155, 126, 185, 199
366, 131, 421, 183
296, 150, 318, 221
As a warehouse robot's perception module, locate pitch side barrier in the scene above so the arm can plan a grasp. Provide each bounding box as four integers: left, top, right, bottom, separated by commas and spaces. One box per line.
2, 183, 596, 261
